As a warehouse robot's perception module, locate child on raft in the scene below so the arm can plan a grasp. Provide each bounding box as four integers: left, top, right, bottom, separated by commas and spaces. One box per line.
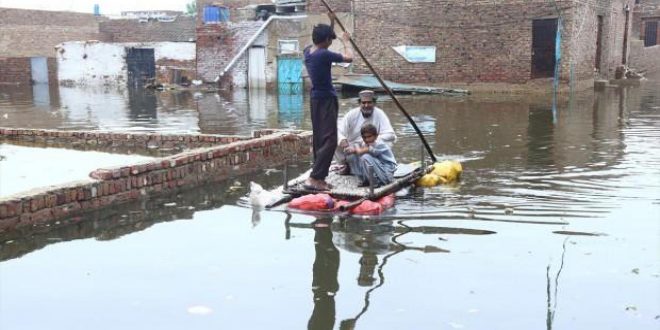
344, 123, 398, 187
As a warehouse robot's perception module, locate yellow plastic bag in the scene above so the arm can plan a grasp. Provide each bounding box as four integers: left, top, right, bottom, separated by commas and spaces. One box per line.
416, 173, 441, 187
431, 160, 463, 184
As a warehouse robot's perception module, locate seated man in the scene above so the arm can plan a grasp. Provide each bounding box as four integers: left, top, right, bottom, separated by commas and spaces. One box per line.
344, 123, 398, 187
336, 90, 396, 174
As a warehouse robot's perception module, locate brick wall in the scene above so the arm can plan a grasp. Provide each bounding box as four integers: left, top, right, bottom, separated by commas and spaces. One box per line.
100, 16, 196, 42
629, 39, 660, 73
632, 0, 660, 38
0, 129, 251, 155
350, 0, 634, 87
307, 0, 352, 13
0, 128, 313, 230
196, 21, 263, 84
0, 8, 107, 58
0, 58, 31, 85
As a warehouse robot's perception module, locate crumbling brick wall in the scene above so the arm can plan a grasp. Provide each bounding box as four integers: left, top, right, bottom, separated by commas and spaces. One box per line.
0, 8, 108, 58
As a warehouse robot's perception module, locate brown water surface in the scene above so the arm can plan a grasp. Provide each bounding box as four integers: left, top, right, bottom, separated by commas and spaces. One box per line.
0, 79, 658, 329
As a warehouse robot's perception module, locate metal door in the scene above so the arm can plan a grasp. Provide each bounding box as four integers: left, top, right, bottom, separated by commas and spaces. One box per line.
531, 19, 557, 78
645, 21, 658, 47
126, 48, 155, 88
277, 54, 303, 94
248, 46, 266, 89
30, 57, 49, 84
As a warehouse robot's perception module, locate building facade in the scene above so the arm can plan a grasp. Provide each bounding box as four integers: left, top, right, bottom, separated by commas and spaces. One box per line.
194, 0, 657, 92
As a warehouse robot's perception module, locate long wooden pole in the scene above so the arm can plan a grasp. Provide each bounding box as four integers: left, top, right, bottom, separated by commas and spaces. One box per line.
319, 0, 438, 163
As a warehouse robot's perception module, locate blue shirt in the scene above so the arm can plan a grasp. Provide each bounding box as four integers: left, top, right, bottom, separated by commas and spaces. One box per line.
304, 46, 344, 99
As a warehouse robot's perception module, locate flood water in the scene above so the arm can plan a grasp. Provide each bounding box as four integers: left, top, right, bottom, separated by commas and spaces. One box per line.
0, 79, 659, 330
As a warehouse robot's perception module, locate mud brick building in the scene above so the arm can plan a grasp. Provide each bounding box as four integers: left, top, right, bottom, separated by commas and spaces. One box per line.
0, 7, 196, 87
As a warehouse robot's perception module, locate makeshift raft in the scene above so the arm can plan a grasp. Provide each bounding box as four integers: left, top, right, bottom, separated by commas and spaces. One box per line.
266, 163, 432, 213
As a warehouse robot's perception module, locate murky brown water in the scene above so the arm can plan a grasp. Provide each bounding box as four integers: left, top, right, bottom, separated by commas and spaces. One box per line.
0, 78, 659, 329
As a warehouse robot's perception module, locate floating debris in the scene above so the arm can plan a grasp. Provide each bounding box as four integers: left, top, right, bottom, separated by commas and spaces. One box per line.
163, 202, 177, 207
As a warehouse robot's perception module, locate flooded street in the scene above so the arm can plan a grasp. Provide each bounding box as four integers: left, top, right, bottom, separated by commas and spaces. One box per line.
0, 78, 659, 329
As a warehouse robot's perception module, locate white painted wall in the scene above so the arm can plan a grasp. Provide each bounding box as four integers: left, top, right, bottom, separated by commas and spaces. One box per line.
56, 41, 195, 86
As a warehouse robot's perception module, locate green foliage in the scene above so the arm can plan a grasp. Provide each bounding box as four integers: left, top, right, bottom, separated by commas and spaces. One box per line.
186, 1, 197, 16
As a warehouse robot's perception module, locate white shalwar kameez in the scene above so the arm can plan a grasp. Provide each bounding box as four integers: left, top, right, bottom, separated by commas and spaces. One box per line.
335, 106, 397, 162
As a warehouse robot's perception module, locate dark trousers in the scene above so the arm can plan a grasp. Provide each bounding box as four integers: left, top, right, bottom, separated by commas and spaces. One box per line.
310, 97, 338, 180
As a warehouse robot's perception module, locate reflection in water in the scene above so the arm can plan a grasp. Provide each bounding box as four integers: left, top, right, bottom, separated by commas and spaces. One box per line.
546, 237, 569, 330
32, 84, 51, 107
278, 92, 304, 128
308, 218, 340, 330
1, 77, 659, 329
127, 87, 158, 121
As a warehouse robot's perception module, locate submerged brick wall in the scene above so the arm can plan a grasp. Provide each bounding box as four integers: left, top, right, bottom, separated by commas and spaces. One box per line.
0, 58, 31, 85
0, 8, 107, 58
0, 129, 312, 231
0, 129, 251, 155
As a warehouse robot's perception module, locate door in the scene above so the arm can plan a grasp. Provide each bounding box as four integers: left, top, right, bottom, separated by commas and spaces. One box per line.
531, 19, 558, 78
126, 48, 155, 88
277, 54, 303, 95
30, 57, 49, 84
645, 21, 658, 47
595, 16, 603, 71
248, 46, 266, 89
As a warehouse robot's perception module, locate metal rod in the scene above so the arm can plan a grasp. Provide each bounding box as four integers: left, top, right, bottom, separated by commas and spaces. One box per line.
283, 161, 289, 190
367, 164, 375, 196
319, 0, 437, 163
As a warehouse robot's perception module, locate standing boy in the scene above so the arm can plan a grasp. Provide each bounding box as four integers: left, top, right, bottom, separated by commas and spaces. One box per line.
303, 17, 354, 191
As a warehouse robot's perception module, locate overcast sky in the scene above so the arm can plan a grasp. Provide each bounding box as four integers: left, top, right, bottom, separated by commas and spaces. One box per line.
0, 0, 192, 15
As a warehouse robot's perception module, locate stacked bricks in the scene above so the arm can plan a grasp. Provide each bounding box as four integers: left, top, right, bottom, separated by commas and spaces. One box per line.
0, 129, 313, 231
0, 58, 31, 85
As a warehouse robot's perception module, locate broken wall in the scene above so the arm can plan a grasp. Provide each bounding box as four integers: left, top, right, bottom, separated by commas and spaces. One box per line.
56, 41, 196, 86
